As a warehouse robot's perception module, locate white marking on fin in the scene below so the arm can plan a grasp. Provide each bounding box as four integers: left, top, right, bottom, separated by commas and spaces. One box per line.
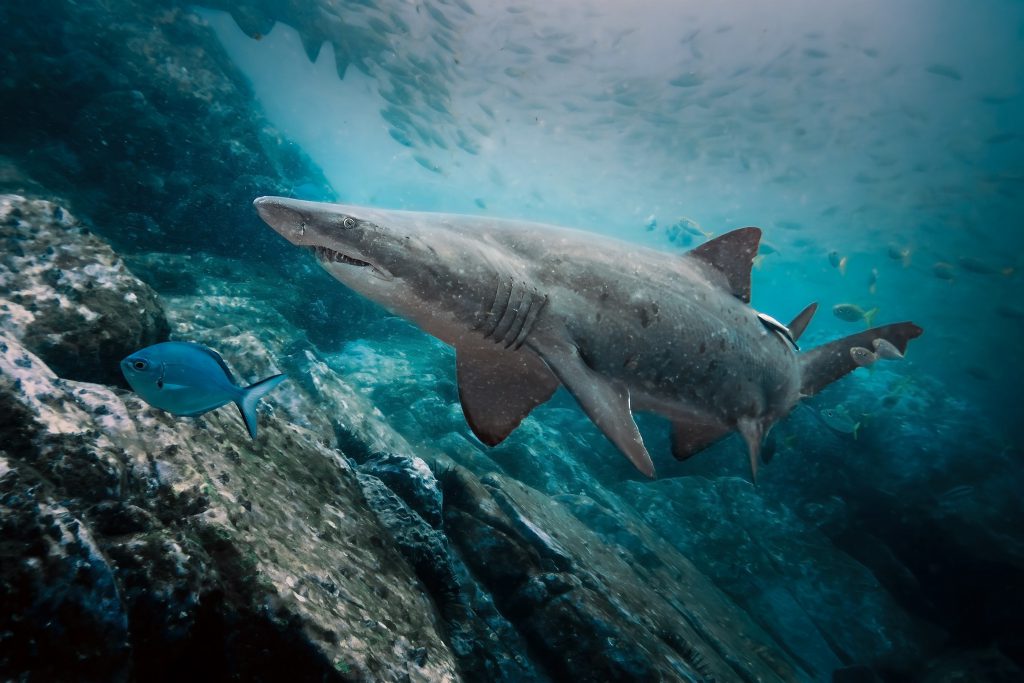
757, 311, 799, 350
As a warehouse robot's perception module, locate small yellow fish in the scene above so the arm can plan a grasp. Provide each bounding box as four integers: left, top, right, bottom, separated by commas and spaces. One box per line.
850, 346, 877, 367
829, 250, 848, 275
872, 338, 905, 360
888, 244, 912, 268
833, 303, 878, 327
933, 262, 956, 281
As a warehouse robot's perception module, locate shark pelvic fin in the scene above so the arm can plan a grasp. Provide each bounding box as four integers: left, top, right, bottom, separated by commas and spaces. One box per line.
737, 417, 765, 484
541, 344, 656, 478
788, 302, 818, 342
689, 227, 762, 303
457, 346, 559, 446
671, 419, 732, 461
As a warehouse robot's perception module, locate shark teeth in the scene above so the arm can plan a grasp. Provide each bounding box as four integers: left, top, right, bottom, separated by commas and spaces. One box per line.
313, 245, 371, 268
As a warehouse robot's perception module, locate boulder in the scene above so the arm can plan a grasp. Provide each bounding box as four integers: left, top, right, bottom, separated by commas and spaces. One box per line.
623, 476, 933, 678
0, 331, 460, 682
0, 195, 169, 386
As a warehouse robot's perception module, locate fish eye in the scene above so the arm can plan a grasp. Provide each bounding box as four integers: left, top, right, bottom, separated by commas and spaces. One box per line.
132, 360, 148, 371
343, 217, 355, 229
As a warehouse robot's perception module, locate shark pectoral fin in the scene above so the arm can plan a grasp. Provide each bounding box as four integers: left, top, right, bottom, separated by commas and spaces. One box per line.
457, 347, 559, 446
737, 417, 765, 484
671, 419, 732, 461
541, 345, 656, 478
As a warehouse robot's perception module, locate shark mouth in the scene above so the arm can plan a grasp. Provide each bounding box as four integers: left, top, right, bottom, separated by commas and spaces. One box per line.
312, 244, 392, 280
313, 244, 370, 268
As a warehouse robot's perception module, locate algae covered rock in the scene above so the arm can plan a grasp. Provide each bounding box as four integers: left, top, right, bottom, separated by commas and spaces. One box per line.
0, 195, 169, 386
439, 466, 809, 683
0, 330, 460, 682
624, 475, 934, 678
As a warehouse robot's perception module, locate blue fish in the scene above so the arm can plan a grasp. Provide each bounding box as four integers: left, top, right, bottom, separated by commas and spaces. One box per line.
120, 341, 287, 439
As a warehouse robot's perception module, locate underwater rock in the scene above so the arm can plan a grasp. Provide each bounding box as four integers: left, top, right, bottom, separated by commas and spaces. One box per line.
360, 451, 444, 528
0, 460, 131, 681
0, 195, 169, 386
0, 189, 993, 680
0, 332, 460, 682
624, 476, 932, 678
440, 466, 808, 682
0, 0, 332, 261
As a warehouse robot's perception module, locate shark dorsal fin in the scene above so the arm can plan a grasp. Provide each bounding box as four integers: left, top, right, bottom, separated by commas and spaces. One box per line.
688, 227, 762, 303
788, 302, 818, 342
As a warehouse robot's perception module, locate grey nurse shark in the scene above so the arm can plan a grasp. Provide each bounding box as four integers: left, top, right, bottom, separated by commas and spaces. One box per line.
255, 196, 922, 480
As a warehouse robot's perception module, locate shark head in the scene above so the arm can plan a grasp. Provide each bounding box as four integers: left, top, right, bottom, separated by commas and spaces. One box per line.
254, 196, 504, 340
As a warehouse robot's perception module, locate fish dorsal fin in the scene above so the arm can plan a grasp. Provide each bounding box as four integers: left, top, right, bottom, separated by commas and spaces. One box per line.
788, 302, 818, 342
688, 227, 762, 303
189, 342, 239, 385
457, 345, 559, 447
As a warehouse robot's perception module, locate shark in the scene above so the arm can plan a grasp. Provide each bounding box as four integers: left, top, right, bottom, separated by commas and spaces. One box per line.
254, 196, 922, 480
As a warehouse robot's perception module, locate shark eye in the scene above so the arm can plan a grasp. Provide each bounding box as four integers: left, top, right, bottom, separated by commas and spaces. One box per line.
132, 360, 148, 371
343, 217, 355, 229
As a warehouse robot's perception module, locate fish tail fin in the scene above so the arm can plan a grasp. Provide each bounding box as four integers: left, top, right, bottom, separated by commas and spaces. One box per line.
863, 307, 879, 328
799, 322, 922, 397
236, 374, 287, 439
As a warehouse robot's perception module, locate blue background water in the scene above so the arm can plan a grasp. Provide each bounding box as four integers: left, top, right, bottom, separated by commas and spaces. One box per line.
204, 0, 1023, 440
1, 0, 1022, 676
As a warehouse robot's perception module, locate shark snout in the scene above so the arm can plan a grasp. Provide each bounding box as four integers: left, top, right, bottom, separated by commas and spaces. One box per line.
254, 196, 308, 244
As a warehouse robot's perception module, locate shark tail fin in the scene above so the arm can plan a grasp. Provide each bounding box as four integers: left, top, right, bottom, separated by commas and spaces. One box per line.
788, 302, 818, 342
799, 322, 922, 397
236, 374, 287, 439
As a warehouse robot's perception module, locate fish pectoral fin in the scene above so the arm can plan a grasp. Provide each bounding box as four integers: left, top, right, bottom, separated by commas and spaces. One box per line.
456, 346, 559, 447
671, 419, 732, 461
539, 344, 655, 478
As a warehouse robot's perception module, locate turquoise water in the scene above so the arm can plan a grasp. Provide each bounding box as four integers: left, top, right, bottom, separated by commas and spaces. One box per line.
205, 2, 1024, 436
2, 0, 1022, 677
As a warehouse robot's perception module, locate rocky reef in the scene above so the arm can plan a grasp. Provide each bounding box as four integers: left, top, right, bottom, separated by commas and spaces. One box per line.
1, 0, 1022, 680
3, 192, 1020, 682
0, 0, 334, 262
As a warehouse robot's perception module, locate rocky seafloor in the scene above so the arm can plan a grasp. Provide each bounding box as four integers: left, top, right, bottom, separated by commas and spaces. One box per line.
1, 1, 1022, 680
0, 193, 1020, 682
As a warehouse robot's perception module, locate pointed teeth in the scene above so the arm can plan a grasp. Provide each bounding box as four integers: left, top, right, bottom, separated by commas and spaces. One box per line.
312, 245, 371, 268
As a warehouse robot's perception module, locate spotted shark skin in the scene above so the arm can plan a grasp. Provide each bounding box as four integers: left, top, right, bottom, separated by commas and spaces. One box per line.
255, 196, 922, 480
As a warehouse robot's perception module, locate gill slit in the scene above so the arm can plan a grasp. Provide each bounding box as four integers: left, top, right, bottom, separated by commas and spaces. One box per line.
511, 294, 546, 349
492, 284, 526, 343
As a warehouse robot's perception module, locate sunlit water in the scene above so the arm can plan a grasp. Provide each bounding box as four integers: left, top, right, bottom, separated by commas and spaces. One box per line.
202, 0, 1024, 442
